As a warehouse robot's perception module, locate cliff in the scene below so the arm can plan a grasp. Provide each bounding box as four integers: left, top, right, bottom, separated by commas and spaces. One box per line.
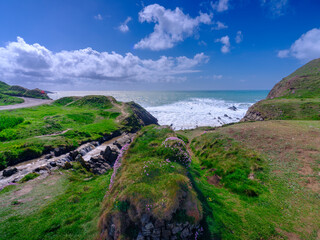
243, 58, 320, 121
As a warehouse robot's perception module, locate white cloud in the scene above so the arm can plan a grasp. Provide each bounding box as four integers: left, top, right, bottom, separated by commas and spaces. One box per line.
94, 14, 103, 20
215, 35, 230, 53
212, 21, 228, 30
198, 40, 207, 46
0, 37, 209, 86
118, 17, 132, 33
211, 0, 229, 12
134, 4, 212, 51
261, 0, 288, 17
277, 28, 320, 61
213, 74, 223, 79
235, 31, 243, 43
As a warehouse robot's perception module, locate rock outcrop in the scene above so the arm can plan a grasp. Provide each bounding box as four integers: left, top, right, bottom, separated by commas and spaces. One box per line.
0, 132, 133, 188
122, 102, 158, 132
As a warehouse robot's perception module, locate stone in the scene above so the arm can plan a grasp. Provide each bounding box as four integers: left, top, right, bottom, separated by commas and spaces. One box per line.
224, 114, 229, 118
141, 214, 150, 226
162, 229, 171, 240
136, 232, 144, 240
228, 106, 237, 111
3, 168, 18, 177
172, 226, 182, 235
151, 228, 161, 239
49, 162, 57, 167
102, 146, 119, 166
113, 134, 132, 149
69, 150, 79, 160
109, 224, 115, 237
142, 222, 154, 236
180, 228, 190, 239
63, 162, 72, 169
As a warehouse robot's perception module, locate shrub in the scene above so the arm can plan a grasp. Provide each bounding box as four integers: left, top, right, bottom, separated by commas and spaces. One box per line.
0, 129, 18, 141
0, 116, 24, 131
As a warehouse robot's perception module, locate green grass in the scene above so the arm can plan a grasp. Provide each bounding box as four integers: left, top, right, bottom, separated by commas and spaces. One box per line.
179, 121, 320, 239
191, 133, 265, 197
99, 125, 202, 239
19, 173, 40, 183
248, 98, 320, 120
0, 96, 121, 170
0, 163, 112, 240
0, 93, 24, 106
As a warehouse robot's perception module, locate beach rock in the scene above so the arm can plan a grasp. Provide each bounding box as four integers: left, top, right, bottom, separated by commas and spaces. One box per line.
113, 134, 132, 149
224, 114, 229, 118
228, 106, 237, 111
102, 146, 119, 165
136, 233, 144, 240
3, 168, 18, 177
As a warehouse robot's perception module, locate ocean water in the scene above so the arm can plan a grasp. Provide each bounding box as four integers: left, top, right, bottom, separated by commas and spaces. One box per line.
48, 91, 268, 130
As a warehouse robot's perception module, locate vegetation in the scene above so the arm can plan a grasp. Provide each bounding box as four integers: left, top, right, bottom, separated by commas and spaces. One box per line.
0, 96, 121, 170
19, 173, 40, 183
246, 98, 320, 120
99, 125, 202, 239
267, 58, 320, 99
0, 93, 24, 106
0, 80, 50, 106
0, 163, 112, 240
178, 120, 320, 239
244, 58, 320, 121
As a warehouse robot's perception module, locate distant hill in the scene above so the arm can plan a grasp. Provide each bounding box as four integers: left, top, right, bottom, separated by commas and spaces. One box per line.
0, 81, 50, 105
243, 58, 320, 121
267, 58, 320, 99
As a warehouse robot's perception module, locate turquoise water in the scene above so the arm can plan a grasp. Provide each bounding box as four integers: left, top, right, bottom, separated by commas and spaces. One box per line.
49, 90, 268, 129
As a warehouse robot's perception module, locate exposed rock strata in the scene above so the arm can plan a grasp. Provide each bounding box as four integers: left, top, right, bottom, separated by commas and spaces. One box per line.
0, 133, 133, 188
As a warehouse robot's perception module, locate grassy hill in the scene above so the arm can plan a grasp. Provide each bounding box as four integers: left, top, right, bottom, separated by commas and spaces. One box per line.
243, 58, 320, 121
0, 80, 50, 106
0, 96, 157, 170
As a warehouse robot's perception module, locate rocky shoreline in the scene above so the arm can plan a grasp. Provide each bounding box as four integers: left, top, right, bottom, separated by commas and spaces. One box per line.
0, 132, 134, 189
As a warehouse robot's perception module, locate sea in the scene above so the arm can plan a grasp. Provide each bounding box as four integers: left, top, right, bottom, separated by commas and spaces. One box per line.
48, 91, 268, 130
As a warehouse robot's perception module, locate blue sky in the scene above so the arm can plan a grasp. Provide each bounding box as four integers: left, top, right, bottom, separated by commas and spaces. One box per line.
0, 0, 319, 91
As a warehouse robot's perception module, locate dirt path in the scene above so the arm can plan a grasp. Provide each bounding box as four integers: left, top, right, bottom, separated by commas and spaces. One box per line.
0, 97, 53, 111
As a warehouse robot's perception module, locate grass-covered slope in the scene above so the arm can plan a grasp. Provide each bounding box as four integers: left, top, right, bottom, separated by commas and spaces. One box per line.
178, 120, 320, 239
0, 80, 50, 103
0, 93, 24, 106
99, 125, 202, 240
0, 95, 158, 170
267, 58, 320, 99
0, 163, 112, 240
243, 58, 320, 121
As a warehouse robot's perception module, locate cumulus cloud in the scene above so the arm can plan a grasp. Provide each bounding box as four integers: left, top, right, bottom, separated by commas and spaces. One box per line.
118, 17, 132, 33
211, 0, 229, 12
261, 0, 288, 17
134, 4, 212, 51
277, 28, 320, 61
215, 35, 230, 53
0, 37, 209, 86
235, 31, 243, 43
212, 21, 228, 30
94, 14, 103, 20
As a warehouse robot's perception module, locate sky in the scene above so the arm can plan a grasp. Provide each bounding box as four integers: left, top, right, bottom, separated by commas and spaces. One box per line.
0, 0, 319, 91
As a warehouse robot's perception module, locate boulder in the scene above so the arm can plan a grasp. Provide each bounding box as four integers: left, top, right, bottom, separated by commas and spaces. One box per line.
3, 168, 18, 177
228, 106, 237, 111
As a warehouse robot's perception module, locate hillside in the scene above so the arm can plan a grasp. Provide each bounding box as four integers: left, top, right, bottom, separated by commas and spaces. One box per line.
0, 80, 50, 106
243, 58, 320, 121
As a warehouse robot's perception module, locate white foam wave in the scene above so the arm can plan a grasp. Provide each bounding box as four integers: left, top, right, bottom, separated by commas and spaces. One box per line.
146, 98, 253, 130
